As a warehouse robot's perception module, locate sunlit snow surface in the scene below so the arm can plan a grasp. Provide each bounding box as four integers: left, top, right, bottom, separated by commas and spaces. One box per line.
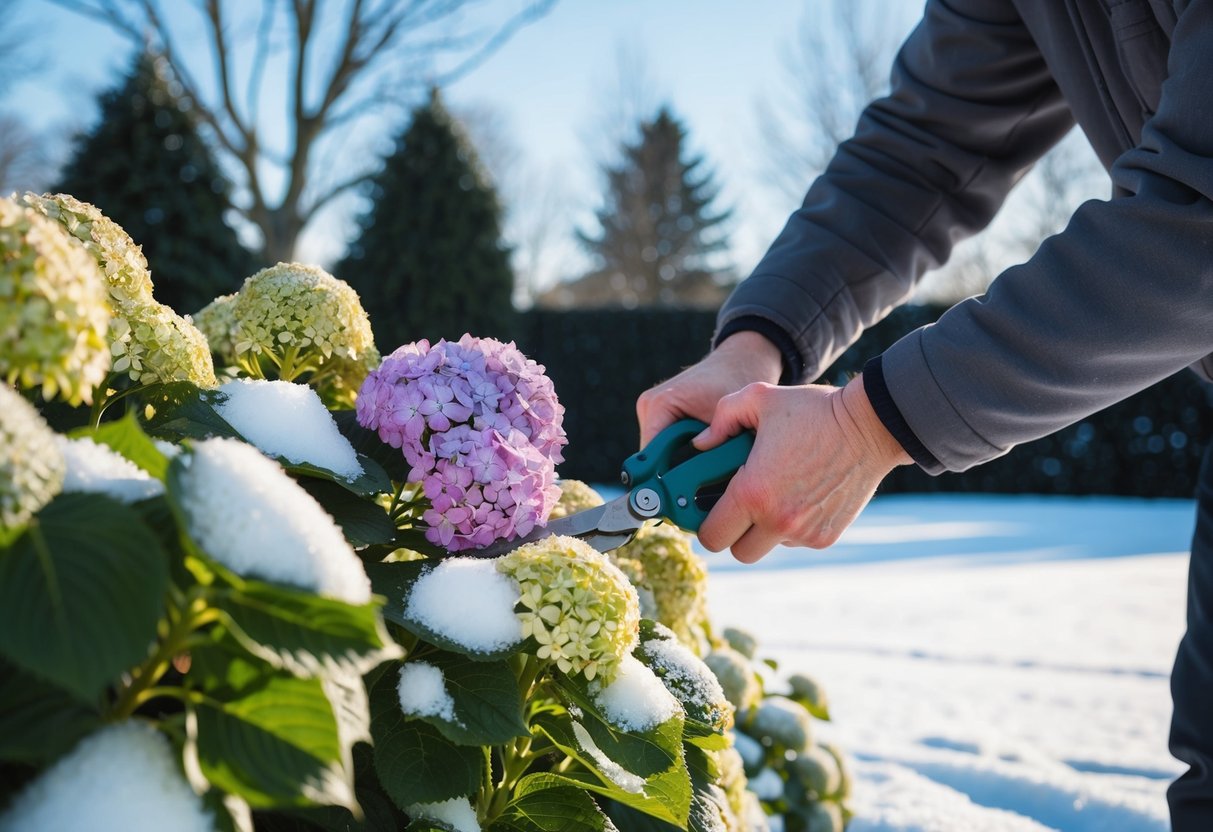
699, 494, 1195, 832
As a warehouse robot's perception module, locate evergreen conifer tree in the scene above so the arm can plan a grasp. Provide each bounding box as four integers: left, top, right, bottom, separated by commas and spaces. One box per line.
338, 89, 515, 349
576, 106, 732, 307
53, 53, 255, 314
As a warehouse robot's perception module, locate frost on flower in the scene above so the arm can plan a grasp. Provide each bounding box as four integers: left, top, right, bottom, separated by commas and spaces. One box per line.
214, 379, 362, 479
548, 479, 605, 521
405, 796, 480, 832
0, 197, 110, 405
58, 436, 164, 504
230, 262, 375, 381
638, 623, 732, 732
0, 384, 65, 532
190, 292, 238, 366
497, 535, 639, 682
405, 557, 523, 653
0, 721, 213, 832
356, 335, 566, 552
611, 521, 711, 650
174, 437, 371, 604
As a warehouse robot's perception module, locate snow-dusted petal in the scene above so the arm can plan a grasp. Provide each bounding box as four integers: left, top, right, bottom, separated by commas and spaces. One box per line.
0, 721, 213, 832
215, 379, 362, 479
405, 557, 522, 653
58, 436, 163, 503
175, 437, 370, 604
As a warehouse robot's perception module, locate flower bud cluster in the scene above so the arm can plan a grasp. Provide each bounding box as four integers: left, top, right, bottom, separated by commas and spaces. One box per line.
357, 335, 566, 551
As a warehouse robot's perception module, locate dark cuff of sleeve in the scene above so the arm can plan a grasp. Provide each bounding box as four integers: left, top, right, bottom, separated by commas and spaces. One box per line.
862, 354, 940, 471
715, 316, 805, 385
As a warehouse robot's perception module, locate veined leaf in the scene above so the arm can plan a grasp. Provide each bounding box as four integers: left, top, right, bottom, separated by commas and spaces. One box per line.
513, 768, 690, 830
488, 781, 620, 832
0, 493, 168, 702
398, 650, 528, 747
190, 644, 354, 811
212, 575, 401, 679
368, 664, 483, 808
0, 657, 101, 763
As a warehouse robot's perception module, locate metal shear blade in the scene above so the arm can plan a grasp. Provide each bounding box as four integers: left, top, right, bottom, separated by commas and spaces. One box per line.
467, 494, 647, 559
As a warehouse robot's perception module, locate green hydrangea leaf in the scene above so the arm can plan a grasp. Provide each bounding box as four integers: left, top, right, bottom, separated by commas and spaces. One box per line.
298, 479, 395, 548
488, 780, 620, 832
331, 410, 412, 483
397, 650, 528, 747
368, 665, 484, 808
190, 643, 354, 811
0, 656, 101, 764
0, 492, 168, 702
513, 769, 689, 830
209, 573, 401, 679
139, 380, 242, 441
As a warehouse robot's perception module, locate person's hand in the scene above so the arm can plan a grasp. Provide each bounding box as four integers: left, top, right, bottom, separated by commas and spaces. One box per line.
636, 331, 783, 447
692, 374, 912, 563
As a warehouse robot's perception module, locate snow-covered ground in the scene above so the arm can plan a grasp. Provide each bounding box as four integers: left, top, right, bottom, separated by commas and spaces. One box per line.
702, 494, 1197, 832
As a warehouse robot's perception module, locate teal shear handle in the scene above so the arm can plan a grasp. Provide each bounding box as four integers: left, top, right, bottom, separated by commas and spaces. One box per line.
621, 418, 755, 533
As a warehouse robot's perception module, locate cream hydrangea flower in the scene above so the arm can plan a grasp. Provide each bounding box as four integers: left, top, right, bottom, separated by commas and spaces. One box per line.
0, 384, 65, 533
190, 292, 238, 367
110, 300, 217, 387
497, 535, 640, 682
20, 192, 153, 310
611, 521, 710, 649
230, 262, 375, 381
0, 197, 110, 405
547, 479, 605, 521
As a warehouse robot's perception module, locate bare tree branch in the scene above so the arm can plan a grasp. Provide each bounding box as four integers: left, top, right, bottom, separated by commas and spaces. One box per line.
49, 0, 558, 262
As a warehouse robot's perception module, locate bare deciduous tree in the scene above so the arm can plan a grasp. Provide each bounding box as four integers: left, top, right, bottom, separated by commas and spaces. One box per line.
0, 5, 49, 194
49, 0, 557, 262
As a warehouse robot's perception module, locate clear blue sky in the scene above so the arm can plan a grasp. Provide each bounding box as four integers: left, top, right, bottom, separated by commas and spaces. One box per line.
9, 0, 924, 290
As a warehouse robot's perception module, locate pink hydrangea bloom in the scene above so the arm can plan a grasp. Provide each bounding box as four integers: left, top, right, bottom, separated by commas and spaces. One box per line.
357, 335, 566, 552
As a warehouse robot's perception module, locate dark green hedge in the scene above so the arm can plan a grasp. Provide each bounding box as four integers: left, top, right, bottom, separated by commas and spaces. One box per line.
517, 306, 1213, 497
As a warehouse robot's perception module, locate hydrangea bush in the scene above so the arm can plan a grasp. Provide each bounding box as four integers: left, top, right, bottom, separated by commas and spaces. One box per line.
0, 198, 849, 832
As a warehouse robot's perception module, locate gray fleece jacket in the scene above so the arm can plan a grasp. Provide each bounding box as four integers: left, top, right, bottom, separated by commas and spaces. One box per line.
717, 0, 1213, 474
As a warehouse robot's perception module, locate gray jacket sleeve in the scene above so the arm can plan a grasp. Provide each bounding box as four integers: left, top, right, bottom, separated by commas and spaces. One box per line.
719, 0, 1213, 474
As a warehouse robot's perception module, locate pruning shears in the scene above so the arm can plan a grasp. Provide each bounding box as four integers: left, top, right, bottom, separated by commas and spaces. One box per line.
472, 419, 754, 558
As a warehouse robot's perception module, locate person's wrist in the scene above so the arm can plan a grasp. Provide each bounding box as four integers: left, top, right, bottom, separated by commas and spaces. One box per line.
838, 374, 913, 469
715, 330, 783, 384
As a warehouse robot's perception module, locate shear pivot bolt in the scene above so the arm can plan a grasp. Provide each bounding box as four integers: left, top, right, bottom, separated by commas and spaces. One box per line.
676, 496, 688, 508
632, 487, 661, 517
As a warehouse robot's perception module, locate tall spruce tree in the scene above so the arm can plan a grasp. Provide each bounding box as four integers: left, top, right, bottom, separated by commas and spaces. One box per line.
338, 89, 515, 349
54, 53, 255, 314
577, 106, 732, 307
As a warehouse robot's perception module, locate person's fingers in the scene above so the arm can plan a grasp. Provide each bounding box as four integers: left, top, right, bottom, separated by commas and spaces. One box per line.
636, 385, 683, 448
696, 483, 751, 553
729, 523, 785, 564
693, 383, 767, 450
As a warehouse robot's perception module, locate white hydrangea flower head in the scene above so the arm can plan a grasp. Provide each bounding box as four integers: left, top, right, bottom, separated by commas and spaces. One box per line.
0, 721, 213, 832
312, 343, 381, 409
20, 192, 154, 310
0, 384, 65, 532
174, 437, 371, 604
189, 292, 238, 367
231, 262, 375, 374
611, 520, 711, 649
110, 300, 217, 387
0, 197, 110, 405
497, 535, 640, 683
547, 479, 605, 521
